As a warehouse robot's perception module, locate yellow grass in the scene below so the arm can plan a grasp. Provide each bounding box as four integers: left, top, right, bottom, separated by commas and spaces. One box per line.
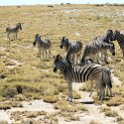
0, 4, 124, 114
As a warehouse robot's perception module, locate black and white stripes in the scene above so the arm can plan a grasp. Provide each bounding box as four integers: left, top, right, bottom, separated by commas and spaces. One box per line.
60, 37, 82, 64
81, 39, 115, 64
33, 34, 51, 60
6, 23, 22, 41
111, 30, 124, 59
53, 54, 104, 101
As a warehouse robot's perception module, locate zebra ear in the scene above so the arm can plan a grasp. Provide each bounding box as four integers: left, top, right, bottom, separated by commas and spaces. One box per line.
53, 56, 56, 59
56, 54, 60, 59
53, 54, 60, 60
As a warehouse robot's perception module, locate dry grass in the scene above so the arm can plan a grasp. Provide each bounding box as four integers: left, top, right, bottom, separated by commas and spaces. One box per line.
0, 4, 124, 123
100, 107, 118, 117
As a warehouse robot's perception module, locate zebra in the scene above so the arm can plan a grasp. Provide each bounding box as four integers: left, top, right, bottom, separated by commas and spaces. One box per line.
81, 41, 115, 64
111, 30, 124, 59
60, 36, 82, 64
95, 29, 113, 44
33, 34, 51, 60
6, 23, 22, 41
80, 58, 112, 97
53, 54, 105, 102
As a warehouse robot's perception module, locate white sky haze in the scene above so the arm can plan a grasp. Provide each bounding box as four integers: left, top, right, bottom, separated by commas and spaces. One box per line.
0, 0, 124, 6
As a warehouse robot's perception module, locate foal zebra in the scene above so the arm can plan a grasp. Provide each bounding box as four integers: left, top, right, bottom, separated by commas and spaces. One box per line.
60, 37, 82, 64
80, 58, 112, 97
6, 23, 22, 41
33, 34, 51, 60
53, 54, 105, 101
111, 30, 124, 59
81, 41, 115, 64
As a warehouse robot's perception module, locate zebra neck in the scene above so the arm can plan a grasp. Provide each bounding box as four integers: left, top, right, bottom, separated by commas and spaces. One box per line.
104, 35, 110, 42
117, 34, 124, 43
66, 42, 71, 50
61, 64, 71, 74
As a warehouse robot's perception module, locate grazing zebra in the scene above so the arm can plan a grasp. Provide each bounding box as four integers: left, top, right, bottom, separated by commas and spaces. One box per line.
60, 37, 82, 64
80, 58, 112, 97
111, 30, 124, 59
53, 54, 105, 101
6, 23, 22, 41
33, 34, 51, 60
81, 41, 115, 64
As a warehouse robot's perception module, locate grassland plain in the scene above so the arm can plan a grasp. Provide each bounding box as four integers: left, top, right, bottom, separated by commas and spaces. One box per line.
0, 4, 124, 123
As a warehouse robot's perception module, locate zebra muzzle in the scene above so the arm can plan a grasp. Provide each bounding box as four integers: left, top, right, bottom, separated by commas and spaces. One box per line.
33, 42, 36, 46
60, 45, 63, 49
53, 67, 57, 72
113, 52, 115, 56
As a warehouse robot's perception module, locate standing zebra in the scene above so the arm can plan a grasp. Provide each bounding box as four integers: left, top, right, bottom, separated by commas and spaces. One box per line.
6, 23, 22, 41
81, 41, 115, 64
33, 34, 51, 60
60, 37, 82, 64
53, 54, 105, 101
95, 29, 113, 44
111, 30, 124, 59
81, 29, 114, 64
80, 58, 112, 97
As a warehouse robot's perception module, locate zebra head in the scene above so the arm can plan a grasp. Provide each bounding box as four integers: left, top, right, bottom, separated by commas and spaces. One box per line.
16, 23, 22, 30
112, 30, 120, 41
109, 43, 115, 56
53, 54, 70, 72
33, 34, 40, 46
106, 29, 113, 41
60, 37, 69, 49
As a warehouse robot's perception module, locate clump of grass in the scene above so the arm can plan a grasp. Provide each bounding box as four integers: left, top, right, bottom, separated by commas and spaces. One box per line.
44, 113, 58, 124
26, 111, 47, 118
1, 85, 18, 98
106, 96, 123, 106
0, 104, 11, 110
100, 107, 118, 117
79, 82, 92, 92
116, 116, 123, 122
43, 95, 59, 103
89, 120, 99, 124
54, 100, 88, 112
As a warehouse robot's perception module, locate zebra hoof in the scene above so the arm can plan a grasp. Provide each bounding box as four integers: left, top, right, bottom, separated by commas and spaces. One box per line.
66, 98, 72, 102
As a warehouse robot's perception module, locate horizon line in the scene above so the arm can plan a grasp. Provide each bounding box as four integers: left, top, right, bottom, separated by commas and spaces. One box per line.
0, 2, 124, 7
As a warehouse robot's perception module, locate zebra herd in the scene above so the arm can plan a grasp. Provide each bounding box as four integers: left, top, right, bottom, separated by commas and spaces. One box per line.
6, 23, 124, 101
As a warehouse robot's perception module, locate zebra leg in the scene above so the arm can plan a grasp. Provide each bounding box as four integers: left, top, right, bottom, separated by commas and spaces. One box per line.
44, 50, 47, 60
96, 81, 100, 97
95, 52, 100, 64
67, 82, 73, 102
104, 51, 109, 64
109, 87, 112, 97
121, 48, 124, 60
99, 83, 105, 100
42, 50, 45, 60
89, 81, 94, 97
105, 87, 108, 96
15, 33, 17, 40
49, 49, 51, 59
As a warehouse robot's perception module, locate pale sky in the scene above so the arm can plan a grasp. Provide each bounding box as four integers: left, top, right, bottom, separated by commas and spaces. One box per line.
0, 0, 124, 6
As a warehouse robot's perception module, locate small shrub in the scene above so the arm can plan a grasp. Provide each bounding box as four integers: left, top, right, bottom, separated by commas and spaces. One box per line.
100, 107, 118, 117
106, 96, 123, 106
43, 95, 59, 103
0, 104, 11, 110
1, 85, 18, 98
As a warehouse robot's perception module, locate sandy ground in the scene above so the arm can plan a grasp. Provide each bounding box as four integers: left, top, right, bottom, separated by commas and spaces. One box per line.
0, 72, 122, 124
